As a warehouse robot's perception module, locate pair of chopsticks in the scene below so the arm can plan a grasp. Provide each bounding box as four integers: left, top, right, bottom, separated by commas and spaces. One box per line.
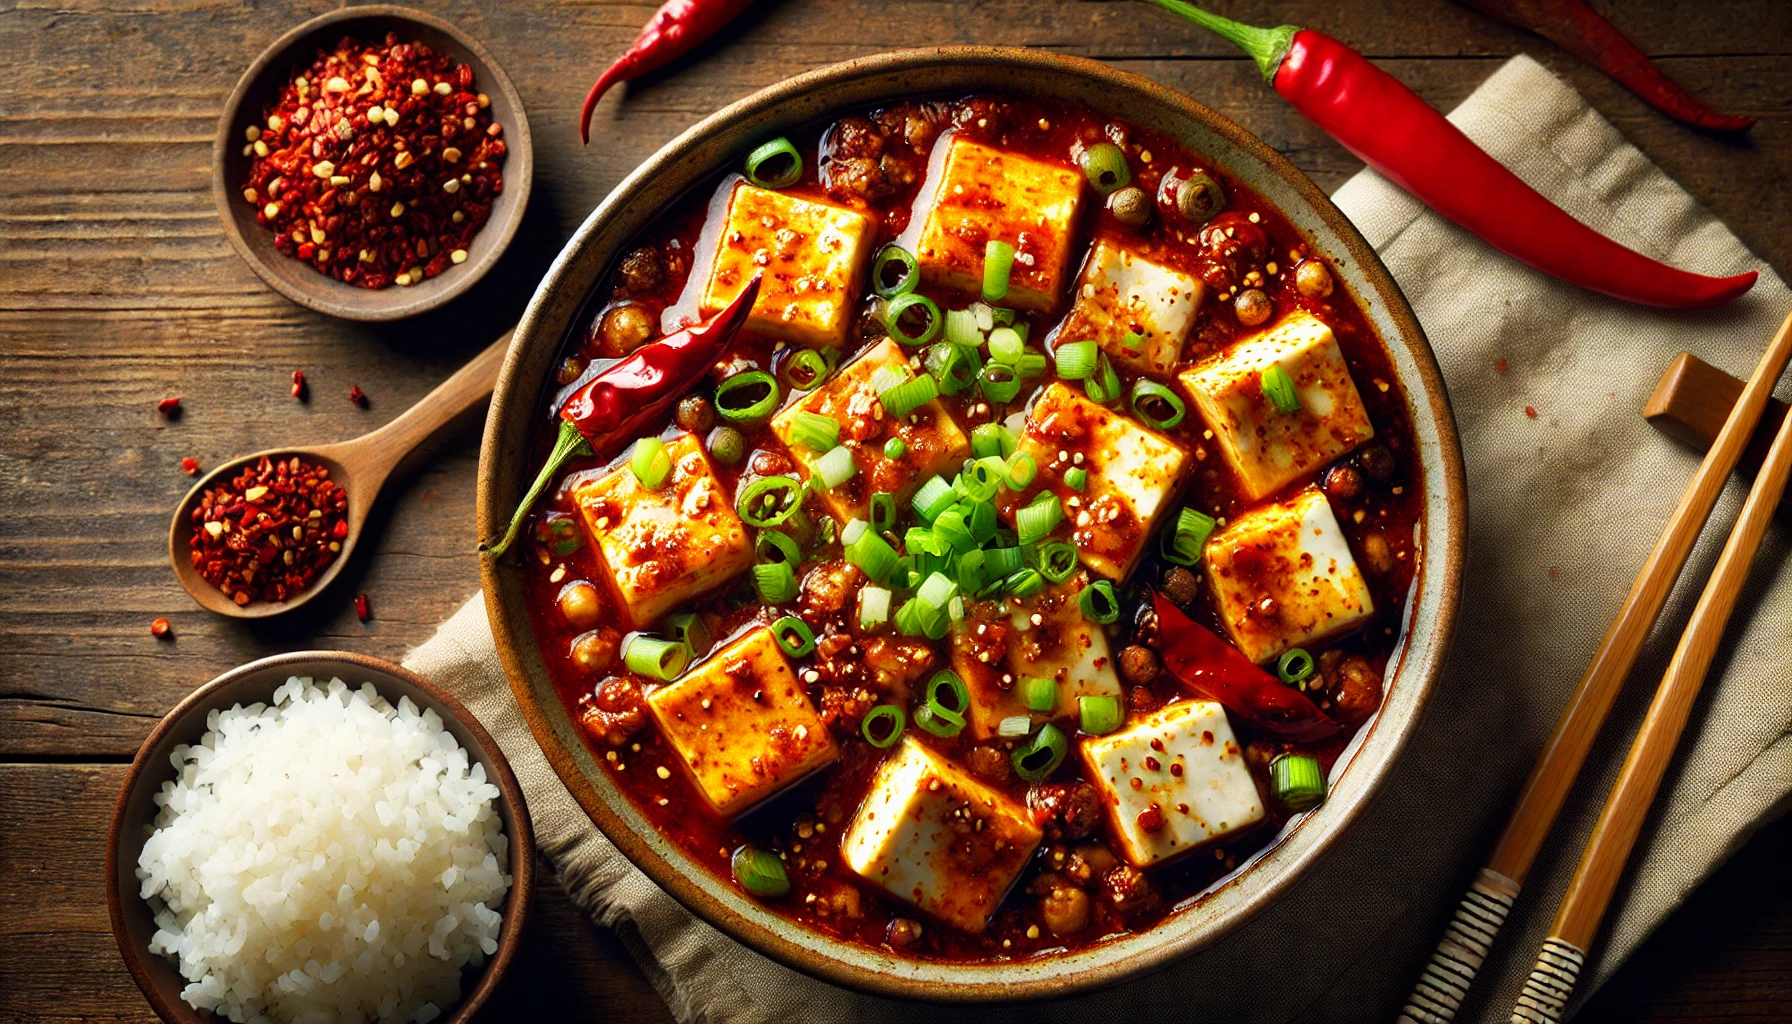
1398, 307, 1792, 1024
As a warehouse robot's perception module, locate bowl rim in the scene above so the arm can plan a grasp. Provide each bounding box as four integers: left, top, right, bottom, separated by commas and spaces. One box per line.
210, 4, 533, 322
105, 650, 536, 1024
478, 45, 1466, 1001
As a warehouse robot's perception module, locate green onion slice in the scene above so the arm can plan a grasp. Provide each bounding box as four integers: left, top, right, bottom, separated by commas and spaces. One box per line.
879, 373, 939, 419
1005, 451, 1037, 489
846, 528, 898, 585
789, 411, 840, 452
872, 245, 919, 298
998, 715, 1033, 738
869, 491, 897, 534
1016, 493, 1063, 545
944, 308, 984, 347
882, 437, 907, 461
1277, 648, 1317, 685
978, 362, 1021, 404
812, 445, 857, 490
987, 325, 1024, 364
861, 704, 906, 748
1006, 567, 1044, 599
1015, 351, 1049, 379
955, 548, 987, 592
1078, 694, 1123, 735
752, 561, 797, 604
858, 585, 892, 630
1078, 142, 1130, 194
744, 137, 802, 189
1262, 364, 1301, 414
1038, 541, 1079, 583
1023, 676, 1057, 714
983, 240, 1016, 303
625, 635, 689, 681
1161, 506, 1217, 566
925, 670, 970, 725
1270, 753, 1326, 812
714, 370, 780, 425
731, 845, 791, 899
1121, 329, 1145, 351
925, 342, 980, 395
970, 422, 1015, 460
1084, 354, 1122, 405
668, 611, 711, 656
771, 615, 816, 657
780, 347, 831, 392
983, 544, 1023, 578
1054, 340, 1098, 380
1079, 579, 1120, 624
630, 436, 672, 490
910, 476, 955, 523
961, 458, 1003, 501
736, 475, 804, 528
1130, 379, 1187, 430
755, 529, 801, 567
1064, 466, 1088, 493
884, 293, 942, 347
918, 571, 959, 611
913, 702, 964, 738
1011, 722, 1070, 781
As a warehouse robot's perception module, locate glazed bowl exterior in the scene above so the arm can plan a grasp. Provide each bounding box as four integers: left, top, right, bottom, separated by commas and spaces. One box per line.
477, 47, 1465, 1001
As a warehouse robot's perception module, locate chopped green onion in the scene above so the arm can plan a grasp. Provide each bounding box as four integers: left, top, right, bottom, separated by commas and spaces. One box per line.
1016, 493, 1063, 544
911, 476, 955, 522
1078, 142, 1130, 193
983, 544, 1023, 578
1079, 579, 1119, 624
925, 342, 979, 395
947, 594, 966, 622
1161, 506, 1217, 566
880, 373, 939, 419
971, 422, 1015, 459
858, 585, 892, 630
913, 702, 963, 738
1084, 353, 1121, 405
1006, 567, 1044, 598
668, 611, 711, 656
905, 526, 943, 557
1270, 753, 1326, 812
1037, 541, 1079, 583
1055, 340, 1098, 380
961, 458, 1004, 501
780, 348, 831, 392
932, 508, 974, 553
861, 704, 905, 748
872, 245, 919, 298
841, 517, 868, 548
714, 370, 780, 425
1015, 351, 1049, 378
1064, 466, 1089, 492
812, 445, 857, 490
630, 436, 672, 489
845, 528, 899, 585
944, 308, 984, 347
882, 437, 907, 461
966, 498, 997, 543
744, 137, 802, 189
1006, 451, 1037, 489
983, 240, 1016, 303
987, 325, 1024, 364
1130, 379, 1187, 430
789, 411, 840, 452
869, 366, 909, 396
736, 475, 803, 528
869, 491, 897, 533
755, 529, 801, 567
1078, 694, 1123, 735
978, 362, 1022, 404
1023, 676, 1057, 714
731, 845, 791, 898
1121, 329, 1145, 351
997, 715, 1034, 738
753, 561, 797, 604
1011, 723, 1069, 781
955, 548, 987, 592
1262, 364, 1301, 414
918, 572, 958, 611
1277, 648, 1317, 685
884, 293, 942, 347
771, 615, 816, 657
970, 302, 996, 333
926, 670, 970, 724
625, 635, 689, 680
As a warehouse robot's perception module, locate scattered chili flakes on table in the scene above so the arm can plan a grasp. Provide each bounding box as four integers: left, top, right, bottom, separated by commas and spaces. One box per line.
355, 593, 371, 621
188, 454, 349, 606
157, 397, 182, 415
349, 385, 367, 407
239, 31, 507, 289
291, 369, 308, 400
181, 457, 201, 476
1525, 406, 1539, 418
149, 618, 172, 639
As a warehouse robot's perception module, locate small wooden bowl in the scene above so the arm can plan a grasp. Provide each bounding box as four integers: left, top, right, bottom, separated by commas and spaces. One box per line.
107, 652, 535, 1024
212, 6, 532, 321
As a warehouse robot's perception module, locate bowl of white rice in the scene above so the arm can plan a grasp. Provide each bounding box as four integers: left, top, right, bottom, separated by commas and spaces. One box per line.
107, 651, 535, 1024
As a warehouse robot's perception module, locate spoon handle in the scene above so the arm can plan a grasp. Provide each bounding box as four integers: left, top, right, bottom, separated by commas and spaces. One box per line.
345, 330, 514, 482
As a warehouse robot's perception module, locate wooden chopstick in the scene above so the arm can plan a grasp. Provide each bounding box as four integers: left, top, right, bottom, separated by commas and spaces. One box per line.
1397, 306, 1792, 1024
1511, 356, 1792, 1023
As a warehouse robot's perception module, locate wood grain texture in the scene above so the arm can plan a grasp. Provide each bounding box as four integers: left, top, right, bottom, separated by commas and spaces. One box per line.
1, 1, 1787, 1020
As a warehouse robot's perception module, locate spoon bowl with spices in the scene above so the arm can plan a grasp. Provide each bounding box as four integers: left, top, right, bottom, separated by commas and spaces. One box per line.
170, 333, 510, 619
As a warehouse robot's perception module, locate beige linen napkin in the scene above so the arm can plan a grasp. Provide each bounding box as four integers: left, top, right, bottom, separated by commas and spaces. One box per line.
406, 55, 1792, 1023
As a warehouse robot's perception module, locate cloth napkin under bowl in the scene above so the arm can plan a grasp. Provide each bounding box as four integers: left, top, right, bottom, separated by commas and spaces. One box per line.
405, 54, 1792, 1023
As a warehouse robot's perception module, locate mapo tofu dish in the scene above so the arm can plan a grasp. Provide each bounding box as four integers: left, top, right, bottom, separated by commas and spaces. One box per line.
505, 94, 1422, 961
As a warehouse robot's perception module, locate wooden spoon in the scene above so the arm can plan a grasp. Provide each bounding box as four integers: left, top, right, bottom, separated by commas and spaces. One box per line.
168, 332, 511, 619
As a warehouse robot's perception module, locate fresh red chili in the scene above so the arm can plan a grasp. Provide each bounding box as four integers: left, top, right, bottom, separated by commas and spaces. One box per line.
1151, 590, 1339, 742
157, 397, 182, 415
188, 454, 349, 606
485, 272, 763, 557
578, 0, 756, 144
1145, 1, 1758, 310
1459, 0, 1756, 133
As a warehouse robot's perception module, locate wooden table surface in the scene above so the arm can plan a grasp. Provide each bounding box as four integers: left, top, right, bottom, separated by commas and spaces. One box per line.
2, 1, 1787, 1020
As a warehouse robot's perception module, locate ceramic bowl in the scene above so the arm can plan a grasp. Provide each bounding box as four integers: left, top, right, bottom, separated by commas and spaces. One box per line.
477, 46, 1465, 1001
107, 651, 535, 1024
212, 5, 532, 321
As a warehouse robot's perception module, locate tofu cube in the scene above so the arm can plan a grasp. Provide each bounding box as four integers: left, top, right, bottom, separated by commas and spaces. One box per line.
769, 337, 970, 523
840, 736, 1042, 933
573, 433, 753, 629
1203, 486, 1375, 664
950, 577, 1124, 739
1179, 310, 1374, 501
644, 625, 840, 819
701, 182, 876, 349
912, 136, 1084, 312
1058, 239, 1204, 377
1079, 699, 1266, 868
1010, 382, 1189, 581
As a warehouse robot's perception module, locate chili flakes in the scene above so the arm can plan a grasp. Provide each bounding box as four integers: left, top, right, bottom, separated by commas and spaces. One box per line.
187, 454, 348, 605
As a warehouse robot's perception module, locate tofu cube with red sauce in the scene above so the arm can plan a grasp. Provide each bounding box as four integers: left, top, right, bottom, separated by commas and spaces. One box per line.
1057, 238, 1204, 378
912, 136, 1084, 312
770, 336, 970, 523
840, 735, 1043, 933
644, 625, 840, 819
950, 577, 1124, 739
1078, 699, 1265, 868
1203, 486, 1375, 664
701, 182, 876, 349
1179, 310, 1374, 502
1010, 382, 1189, 581
573, 433, 754, 629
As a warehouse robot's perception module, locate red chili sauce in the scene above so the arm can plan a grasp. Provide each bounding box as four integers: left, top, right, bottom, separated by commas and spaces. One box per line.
516, 94, 1422, 962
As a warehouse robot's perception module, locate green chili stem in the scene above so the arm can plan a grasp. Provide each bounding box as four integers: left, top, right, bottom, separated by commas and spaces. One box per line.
484, 417, 593, 559
1141, 0, 1298, 83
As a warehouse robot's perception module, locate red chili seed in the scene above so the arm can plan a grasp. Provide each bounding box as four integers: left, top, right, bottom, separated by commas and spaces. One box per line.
157, 397, 182, 415
332, 519, 349, 539
181, 457, 201, 476
1143, 756, 1161, 771
1495, 357, 1510, 375
355, 593, 370, 621
1136, 804, 1165, 834
1169, 763, 1184, 777
1525, 405, 1538, 418
291, 369, 307, 400
349, 385, 367, 407
149, 617, 172, 638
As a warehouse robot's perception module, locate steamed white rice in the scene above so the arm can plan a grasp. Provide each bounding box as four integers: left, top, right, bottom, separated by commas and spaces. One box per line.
137, 677, 512, 1024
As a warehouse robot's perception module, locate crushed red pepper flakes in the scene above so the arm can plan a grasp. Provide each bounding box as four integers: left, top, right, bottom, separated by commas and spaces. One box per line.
1525, 406, 1538, 418
181, 457, 201, 476
291, 369, 307, 400
149, 617, 172, 639
355, 593, 371, 621
1495, 357, 1509, 375
157, 397, 182, 415
187, 454, 348, 606
349, 385, 367, 407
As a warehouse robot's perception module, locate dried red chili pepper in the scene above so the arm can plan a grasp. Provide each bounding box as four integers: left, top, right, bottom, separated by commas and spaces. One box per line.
349, 385, 367, 407
355, 593, 371, 621
1458, 0, 1755, 132
291, 369, 307, 400
578, 0, 756, 144
1146, 1, 1758, 310
157, 397, 182, 415
188, 454, 349, 605
149, 618, 172, 638
485, 272, 763, 557
1151, 591, 1339, 742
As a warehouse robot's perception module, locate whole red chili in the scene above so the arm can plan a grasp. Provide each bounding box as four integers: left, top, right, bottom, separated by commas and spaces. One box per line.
485, 272, 763, 557
1145, 1, 1758, 310
241, 32, 506, 289
188, 454, 349, 605
291, 369, 307, 400
1459, 0, 1755, 132
579, 0, 756, 144
349, 385, 367, 407
1151, 591, 1338, 742
157, 397, 182, 415
181, 457, 201, 476
149, 618, 172, 638
355, 593, 371, 621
